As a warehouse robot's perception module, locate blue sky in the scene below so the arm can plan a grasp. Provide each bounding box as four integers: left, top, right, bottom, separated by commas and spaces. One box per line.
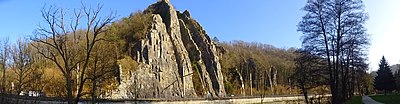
364, 0, 400, 71
0, 0, 305, 47
0, 0, 398, 71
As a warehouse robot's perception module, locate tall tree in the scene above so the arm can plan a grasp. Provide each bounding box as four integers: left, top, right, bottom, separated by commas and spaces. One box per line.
291, 49, 327, 104
298, 0, 369, 103
0, 38, 9, 94
219, 41, 296, 96
374, 56, 396, 96
11, 38, 33, 94
87, 40, 118, 104
31, 4, 115, 104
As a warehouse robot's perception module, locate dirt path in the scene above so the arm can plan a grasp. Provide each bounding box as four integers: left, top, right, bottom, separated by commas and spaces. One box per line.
362, 96, 383, 104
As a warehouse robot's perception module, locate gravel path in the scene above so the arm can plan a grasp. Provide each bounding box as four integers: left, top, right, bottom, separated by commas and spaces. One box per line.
362, 96, 383, 104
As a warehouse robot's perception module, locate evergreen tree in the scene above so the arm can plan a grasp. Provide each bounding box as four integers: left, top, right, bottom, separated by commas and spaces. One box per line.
374, 56, 396, 96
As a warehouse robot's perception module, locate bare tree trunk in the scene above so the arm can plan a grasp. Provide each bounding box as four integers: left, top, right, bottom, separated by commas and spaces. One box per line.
234, 68, 244, 96
66, 74, 73, 104
261, 69, 266, 103
1, 39, 9, 94
91, 78, 96, 104
268, 66, 277, 94
384, 90, 387, 96
1, 65, 5, 94
17, 76, 22, 95
301, 82, 309, 104
250, 73, 252, 96
273, 67, 277, 87
268, 67, 273, 94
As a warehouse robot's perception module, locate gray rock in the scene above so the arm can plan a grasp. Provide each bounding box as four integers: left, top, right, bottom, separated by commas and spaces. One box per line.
178, 10, 226, 97
111, 0, 225, 99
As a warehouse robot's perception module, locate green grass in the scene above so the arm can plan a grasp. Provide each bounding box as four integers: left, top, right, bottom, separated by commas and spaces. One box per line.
345, 96, 362, 104
370, 94, 400, 104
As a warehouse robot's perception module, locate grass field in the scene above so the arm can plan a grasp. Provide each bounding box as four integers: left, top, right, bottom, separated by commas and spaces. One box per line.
345, 96, 362, 104
370, 94, 400, 104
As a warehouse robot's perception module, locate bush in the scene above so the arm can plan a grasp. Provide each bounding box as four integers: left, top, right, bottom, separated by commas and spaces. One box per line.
117, 55, 139, 78
108, 11, 153, 54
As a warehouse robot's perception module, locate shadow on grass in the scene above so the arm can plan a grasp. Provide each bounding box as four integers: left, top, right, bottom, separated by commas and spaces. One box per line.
370, 94, 400, 104
345, 96, 362, 104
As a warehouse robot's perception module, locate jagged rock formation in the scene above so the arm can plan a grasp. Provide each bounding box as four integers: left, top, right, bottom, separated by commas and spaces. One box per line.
111, 0, 225, 99
178, 10, 225, 97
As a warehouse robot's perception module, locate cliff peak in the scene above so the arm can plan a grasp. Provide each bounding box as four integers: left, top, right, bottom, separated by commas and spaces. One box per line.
111, 0, 225, 99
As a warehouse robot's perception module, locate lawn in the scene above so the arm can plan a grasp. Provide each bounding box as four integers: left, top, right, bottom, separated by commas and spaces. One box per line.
370, 94, 400, 104
345, 96, 362, 104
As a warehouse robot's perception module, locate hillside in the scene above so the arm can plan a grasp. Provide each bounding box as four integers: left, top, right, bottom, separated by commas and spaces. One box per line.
104, 0, 300, 98
103, 0, 310, 98
106, 0, 226, 99
0, 0, 304, 101
0, 0, 381, 104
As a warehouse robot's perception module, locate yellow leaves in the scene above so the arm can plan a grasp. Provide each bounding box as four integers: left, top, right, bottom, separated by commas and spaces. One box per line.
109, 11, 152, 43
106, 11, 153, 55
117, 55, 139, 77
42, 67, 66, 97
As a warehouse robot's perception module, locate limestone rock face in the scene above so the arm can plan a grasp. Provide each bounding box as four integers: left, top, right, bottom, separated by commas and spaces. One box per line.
112, 0, 225, 99
177, 10, 225, 97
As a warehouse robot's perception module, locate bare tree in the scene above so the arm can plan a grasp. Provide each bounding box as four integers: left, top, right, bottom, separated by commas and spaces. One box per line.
0, 38, 9, 94
31, 4, 115, 104
291, 49, 328, 104
298, 0, 369, 103
0, 38, 10, 104
11, 38, 33, 94
234, 68, 244, 96
87, 41, 118, 104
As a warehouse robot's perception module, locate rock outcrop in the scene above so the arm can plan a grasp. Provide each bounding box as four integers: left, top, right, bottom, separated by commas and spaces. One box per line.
111, 0, 225, 99
178, 10, 226, 97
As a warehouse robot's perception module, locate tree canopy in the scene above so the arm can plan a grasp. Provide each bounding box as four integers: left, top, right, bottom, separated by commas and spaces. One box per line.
374, 56, 396, 95
298, 0, 370, 103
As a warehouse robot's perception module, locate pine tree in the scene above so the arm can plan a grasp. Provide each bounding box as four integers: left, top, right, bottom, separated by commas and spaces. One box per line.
374, 56, 396, 96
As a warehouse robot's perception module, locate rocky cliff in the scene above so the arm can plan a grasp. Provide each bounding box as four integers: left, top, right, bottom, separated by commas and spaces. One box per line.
111, 0, 225, 99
